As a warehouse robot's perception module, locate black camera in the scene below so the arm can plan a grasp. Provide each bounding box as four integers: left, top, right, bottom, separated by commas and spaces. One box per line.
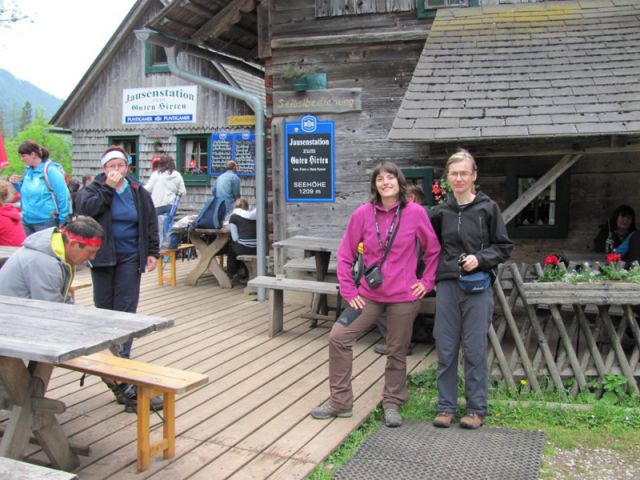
364, 264, 383, 289
458, 253, 468, 266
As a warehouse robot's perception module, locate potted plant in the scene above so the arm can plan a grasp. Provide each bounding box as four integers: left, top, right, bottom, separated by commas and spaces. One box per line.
281, 65, 326, 92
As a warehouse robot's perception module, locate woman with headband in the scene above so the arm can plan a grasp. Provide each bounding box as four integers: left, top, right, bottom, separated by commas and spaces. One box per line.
76, 145, 159, 359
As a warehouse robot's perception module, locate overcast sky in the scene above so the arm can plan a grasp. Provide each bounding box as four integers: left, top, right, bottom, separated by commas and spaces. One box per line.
0, 0, 138, 99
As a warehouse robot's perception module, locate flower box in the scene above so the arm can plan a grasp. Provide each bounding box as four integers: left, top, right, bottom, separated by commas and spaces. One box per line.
521, 281, 640, 306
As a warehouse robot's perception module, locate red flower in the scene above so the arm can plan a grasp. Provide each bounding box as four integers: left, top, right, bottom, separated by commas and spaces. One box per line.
431, 181, 440, 194
544, 255, 559, 265
607, 253, 622, 264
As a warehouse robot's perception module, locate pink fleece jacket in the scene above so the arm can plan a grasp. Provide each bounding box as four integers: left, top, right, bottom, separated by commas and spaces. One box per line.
337, 201, 440, 303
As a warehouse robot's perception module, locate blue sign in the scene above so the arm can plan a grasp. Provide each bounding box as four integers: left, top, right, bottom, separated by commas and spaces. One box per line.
124, 114, 194, 124
284, 115, 335, 202
209, 131, 256, 177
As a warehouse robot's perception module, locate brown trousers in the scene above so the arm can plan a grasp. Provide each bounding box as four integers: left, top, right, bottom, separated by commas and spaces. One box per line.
328, 300, 421, 410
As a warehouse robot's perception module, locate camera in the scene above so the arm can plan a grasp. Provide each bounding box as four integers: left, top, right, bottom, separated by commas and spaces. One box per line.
458, 253, 468, 266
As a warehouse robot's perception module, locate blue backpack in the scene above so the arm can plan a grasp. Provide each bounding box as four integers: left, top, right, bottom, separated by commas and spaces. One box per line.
194, 196, 226, 229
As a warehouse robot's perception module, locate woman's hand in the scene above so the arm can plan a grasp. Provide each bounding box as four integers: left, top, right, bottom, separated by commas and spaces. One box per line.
349, 295, 366, 310
146, 256, 157, 272
105, 171, 124, 189
411, 281, 427, 299
460, 254, 479, 272
9, 174, 21, 183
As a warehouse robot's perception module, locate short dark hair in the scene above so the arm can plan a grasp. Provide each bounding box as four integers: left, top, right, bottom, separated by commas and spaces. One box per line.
157, 154, 177, 174
369, 162, 408, 206
406, 183, 424, 204
62, 216, 104, 245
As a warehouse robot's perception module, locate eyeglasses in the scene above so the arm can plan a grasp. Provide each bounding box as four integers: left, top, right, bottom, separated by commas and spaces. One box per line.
104, 163, 128, 170
447, 171, 473, 179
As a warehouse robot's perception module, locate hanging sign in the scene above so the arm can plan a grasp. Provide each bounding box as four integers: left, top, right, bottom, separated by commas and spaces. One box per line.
210, 131, 256, 176
284, 115, 335, 202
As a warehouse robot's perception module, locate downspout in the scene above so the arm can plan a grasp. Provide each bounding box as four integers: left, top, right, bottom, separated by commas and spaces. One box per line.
135, 30, 267, 301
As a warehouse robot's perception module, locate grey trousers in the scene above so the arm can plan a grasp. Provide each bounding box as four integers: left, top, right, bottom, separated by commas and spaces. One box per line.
328, 299, 421, 410
434, 279, 494, 416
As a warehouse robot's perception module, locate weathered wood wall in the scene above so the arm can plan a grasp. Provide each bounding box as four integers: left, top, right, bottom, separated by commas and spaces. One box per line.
269, 0, 640, 263
66, 2, 256, 214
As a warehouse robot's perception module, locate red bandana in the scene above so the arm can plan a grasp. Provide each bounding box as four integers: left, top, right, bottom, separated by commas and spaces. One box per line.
59, 227, 102, 248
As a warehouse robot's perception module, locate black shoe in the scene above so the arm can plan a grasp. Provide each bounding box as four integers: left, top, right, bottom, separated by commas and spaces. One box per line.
104, 380, 128, 405
119, 384, 164, 414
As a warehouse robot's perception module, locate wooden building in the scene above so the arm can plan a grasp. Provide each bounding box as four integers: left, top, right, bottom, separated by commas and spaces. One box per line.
50, 0, 265, 212
57, 0, 640, 262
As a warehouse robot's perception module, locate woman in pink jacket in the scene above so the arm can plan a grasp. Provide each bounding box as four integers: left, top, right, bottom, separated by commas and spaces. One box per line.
310, 162, 440, 428
0, 178, 26, 247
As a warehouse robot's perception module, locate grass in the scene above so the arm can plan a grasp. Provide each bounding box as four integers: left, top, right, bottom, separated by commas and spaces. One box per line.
308, 364, 640, 479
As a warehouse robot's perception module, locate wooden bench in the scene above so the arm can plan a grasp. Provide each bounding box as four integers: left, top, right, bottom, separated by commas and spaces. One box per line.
157, 243, 195, 287
247, 275, 340, 337
284, 256, 337, 274
0, 457, 78, 479
60, 352, 208, 471
69, 281, 92, 301
237, 255, 274, 294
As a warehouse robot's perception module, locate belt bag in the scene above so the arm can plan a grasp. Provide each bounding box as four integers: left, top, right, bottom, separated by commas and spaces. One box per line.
457, 271, 491, 293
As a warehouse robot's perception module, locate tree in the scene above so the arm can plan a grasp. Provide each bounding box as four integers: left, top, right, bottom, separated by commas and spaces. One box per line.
3, 112, 72, 177
18, 101, 32, 131
0, 0, 27, 27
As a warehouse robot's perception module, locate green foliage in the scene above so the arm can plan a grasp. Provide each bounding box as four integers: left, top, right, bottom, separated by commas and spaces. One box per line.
538, 263, 640, 285
3, 113, 72, 176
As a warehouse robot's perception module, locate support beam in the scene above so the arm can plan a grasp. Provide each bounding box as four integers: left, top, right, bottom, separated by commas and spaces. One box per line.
502, 154, 582, 224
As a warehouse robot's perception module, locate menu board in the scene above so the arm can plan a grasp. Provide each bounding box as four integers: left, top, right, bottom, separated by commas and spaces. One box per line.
210, 131, 255, 176
284, 115, 335, 202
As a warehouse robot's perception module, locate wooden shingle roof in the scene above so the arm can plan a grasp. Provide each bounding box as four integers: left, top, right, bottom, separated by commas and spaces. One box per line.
389, 0, 640, 143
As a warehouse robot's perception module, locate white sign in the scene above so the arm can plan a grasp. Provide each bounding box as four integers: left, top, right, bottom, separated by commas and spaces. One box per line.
122, 85, 198, 124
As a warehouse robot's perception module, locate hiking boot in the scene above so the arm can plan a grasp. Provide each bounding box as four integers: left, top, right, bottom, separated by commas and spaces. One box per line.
460, 412, 484, 430
433, 412, 455, 428
384, 408, 403, 428
372, 343, 415, 356
119, 384, 164, 414
310, 401, 352, 420
104, 380, 127, 405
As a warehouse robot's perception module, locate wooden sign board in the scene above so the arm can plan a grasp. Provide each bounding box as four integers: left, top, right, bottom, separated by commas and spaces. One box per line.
273, 88, 362, 115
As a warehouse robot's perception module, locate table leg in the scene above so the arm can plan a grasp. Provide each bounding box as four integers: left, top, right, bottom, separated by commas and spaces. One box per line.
186, 232, 232, 288
308, 251, 331, 327
0, 358, 78, 470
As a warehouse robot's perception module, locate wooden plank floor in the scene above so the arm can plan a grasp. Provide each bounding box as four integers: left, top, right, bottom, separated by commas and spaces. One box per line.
6, 260, 435, 479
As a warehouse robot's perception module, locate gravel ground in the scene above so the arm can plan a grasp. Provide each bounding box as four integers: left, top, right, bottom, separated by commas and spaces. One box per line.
543, 446, 640, 479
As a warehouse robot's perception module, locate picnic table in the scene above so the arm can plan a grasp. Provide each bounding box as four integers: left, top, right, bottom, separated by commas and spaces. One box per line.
0, 295, 172, 471
273, 236, 341, 324
185, 227, 232, 288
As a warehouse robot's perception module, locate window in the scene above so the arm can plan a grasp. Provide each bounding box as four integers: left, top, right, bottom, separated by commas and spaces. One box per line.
417, 0, 475, 19
401, 167, 434, 207
177, 135, 211, 186
145, 43, 169, 74
506, 164, 570, 239
108, 136, 138, 176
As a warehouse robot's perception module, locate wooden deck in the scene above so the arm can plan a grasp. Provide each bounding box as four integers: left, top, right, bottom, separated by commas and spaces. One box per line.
5, 261, 434, 479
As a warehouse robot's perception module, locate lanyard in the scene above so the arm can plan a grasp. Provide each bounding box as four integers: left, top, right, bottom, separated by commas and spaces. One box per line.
374, 205, 401, 256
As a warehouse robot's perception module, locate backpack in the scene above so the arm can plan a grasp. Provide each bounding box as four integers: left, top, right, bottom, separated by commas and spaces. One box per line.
194, 196, 226, 230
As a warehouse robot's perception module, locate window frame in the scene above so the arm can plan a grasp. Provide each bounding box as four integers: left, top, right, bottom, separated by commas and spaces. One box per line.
417, 0, 476, 19
506, 163, 571, 239
401, 167, 434, 207
145, 43, 170, 74
176, 134, 211, 186
107, 136, 139, 177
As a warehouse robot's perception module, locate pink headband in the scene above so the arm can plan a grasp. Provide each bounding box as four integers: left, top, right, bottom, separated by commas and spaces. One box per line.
59, 227, 103, 248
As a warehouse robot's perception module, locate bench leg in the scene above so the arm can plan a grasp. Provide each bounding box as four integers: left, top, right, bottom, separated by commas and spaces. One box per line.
157, 256, 164, 287
269, 290, 284, 338
137, 387, 151, 472
163, 393, 175, 459
169, 251, 177, 287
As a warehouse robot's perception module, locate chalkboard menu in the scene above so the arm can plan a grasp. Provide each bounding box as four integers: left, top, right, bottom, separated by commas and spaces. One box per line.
210, 131, 255, 176
284, 115, 335, 202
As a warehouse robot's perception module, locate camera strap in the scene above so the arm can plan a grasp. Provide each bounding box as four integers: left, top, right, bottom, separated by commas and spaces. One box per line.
374, 205, 402, 267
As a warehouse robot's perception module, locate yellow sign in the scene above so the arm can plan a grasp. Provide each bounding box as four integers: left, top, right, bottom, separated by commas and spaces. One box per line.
227, 115, 256, 126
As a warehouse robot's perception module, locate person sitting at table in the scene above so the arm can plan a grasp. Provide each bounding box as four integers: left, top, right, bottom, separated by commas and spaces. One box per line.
226, 197, 256, 281
0, 178, 26, 246
0, 215, 103, 303
310, 161, 440, 428
593, 204, 636, 257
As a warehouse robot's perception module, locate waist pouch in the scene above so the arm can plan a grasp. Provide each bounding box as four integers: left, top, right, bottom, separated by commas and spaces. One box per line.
457, 271, 491, 293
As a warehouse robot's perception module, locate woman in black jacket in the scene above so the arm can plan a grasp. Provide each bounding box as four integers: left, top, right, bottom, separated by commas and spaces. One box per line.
76, 145, 159, 358
429, 149, 512, 430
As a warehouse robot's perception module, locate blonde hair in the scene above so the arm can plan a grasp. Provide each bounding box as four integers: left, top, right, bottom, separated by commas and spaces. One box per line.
234, 197, 249, 210
445, 148, 477, 176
